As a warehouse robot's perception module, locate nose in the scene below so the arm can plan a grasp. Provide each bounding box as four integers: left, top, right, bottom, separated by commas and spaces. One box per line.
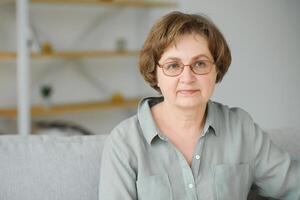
179, 65, 196, 83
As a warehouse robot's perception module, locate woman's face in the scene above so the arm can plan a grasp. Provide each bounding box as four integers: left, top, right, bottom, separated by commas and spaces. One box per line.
157, 33, 217, 109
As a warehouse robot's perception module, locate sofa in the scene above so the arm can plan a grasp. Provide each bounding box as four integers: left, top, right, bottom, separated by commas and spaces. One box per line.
0, 128, 299, 200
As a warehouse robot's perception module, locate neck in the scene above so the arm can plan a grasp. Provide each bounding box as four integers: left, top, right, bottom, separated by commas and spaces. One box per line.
159, 101, 207, 133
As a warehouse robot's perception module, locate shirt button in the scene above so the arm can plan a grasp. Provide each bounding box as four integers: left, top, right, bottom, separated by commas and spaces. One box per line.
195, 155, 200, 160
188, 183, 194, 188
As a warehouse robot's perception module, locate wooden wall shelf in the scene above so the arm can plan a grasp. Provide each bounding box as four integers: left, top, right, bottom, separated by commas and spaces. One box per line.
0, 50, 139, 61
0, 0, 14, 5
31, 0, 177, 8
0, 97, 140, 118
0, 0, 176, 8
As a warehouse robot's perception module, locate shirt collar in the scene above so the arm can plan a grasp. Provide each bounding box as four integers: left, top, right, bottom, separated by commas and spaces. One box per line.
137, 96, 163, 145
137, 97, 223, 145
205, 100, 223, 136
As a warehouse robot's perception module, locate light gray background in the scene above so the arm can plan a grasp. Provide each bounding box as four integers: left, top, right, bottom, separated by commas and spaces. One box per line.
0, 0, 299, 134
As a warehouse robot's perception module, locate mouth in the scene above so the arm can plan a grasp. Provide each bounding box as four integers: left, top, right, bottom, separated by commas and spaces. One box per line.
177, 90, 199, 95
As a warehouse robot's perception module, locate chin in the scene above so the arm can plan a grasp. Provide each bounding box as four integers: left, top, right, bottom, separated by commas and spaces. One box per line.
176, 99, 204, 109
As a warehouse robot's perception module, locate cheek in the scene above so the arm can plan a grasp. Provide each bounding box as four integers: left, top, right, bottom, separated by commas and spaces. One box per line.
158, 78, 175, 92
156, 69, 171, 88
208, 76, 217, 89
209, 74, 217, 86
207, 69, 218, 88
157, 74, 178, 95
207, 78, 217, 96
199, 74, 217, 94
156, 71, 162, 88
156, 68, 163, 86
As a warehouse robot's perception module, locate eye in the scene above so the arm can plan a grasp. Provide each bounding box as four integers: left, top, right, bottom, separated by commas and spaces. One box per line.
193, 60, 207, 68
164, 62, 181, 70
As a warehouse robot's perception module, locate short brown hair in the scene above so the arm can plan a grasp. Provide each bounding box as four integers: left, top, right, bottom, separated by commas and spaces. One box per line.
139, 11, 231, 92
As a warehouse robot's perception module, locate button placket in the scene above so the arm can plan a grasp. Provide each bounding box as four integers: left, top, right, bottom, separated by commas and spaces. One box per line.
171, 146, 197, 199
191, 133, 208, 182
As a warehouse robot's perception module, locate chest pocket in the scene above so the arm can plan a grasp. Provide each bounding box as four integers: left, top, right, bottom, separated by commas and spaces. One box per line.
212, 163, 250, 200
136, 173, 172, 200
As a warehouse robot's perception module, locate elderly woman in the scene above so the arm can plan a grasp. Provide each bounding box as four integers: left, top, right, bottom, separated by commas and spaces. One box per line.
99, 11, 300, 200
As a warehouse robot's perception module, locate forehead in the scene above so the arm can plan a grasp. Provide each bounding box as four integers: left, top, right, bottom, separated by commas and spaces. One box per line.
159, 33, 212, 62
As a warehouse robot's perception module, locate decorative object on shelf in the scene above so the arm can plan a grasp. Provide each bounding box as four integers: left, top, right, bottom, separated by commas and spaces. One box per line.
115, 38, 127, 52
41, 41, 54, 55
110, 92, 125, 103
40, 84, 53, 109
33, 120, 94, 135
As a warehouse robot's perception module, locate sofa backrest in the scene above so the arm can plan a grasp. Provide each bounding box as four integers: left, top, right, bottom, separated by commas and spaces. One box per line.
0, 128, 299, 200
265, 128, 300, 160
0, 134, 108, 200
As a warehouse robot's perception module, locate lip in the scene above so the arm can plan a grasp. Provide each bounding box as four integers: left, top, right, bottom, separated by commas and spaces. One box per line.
177, 90, 199, 95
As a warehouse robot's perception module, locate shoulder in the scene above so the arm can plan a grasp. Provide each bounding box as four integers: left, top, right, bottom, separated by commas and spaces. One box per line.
107, 115, 140, 142
211, 101, 254, 126
209, 101, 258, 143
209, 101, 260, 161
103, 115, 143, 157
111, 115, 140, 137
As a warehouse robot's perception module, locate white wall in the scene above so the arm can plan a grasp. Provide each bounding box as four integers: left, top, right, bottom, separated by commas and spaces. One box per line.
138, 0, 300, 130
0, 0, 299, 134
173, 0, 300, 130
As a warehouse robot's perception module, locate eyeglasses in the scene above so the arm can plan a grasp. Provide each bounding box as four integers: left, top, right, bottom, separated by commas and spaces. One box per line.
157, 59, 215, 77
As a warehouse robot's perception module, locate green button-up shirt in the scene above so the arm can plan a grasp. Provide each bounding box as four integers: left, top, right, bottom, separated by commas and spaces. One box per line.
99, 97, 300, 200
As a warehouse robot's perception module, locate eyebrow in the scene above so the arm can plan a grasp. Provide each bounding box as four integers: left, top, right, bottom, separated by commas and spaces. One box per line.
162, 54, 212, 63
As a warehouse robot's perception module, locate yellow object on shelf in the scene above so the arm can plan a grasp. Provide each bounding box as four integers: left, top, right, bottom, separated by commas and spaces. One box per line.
110, 93, 125, 103
41, 42, 54, 54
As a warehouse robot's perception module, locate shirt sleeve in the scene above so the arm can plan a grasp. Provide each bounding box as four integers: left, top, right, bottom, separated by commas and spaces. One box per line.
98, 132, 137, 200
252, 123, 300, 199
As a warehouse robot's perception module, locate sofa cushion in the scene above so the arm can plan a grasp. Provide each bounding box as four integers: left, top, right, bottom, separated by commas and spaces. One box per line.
0, 134, 107, 200
266, 128, 300, 160
248, 128, 300, 200
0, 128, 299, 200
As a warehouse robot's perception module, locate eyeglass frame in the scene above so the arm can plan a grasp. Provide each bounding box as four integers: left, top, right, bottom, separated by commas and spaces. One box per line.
157, 59, 215, 77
